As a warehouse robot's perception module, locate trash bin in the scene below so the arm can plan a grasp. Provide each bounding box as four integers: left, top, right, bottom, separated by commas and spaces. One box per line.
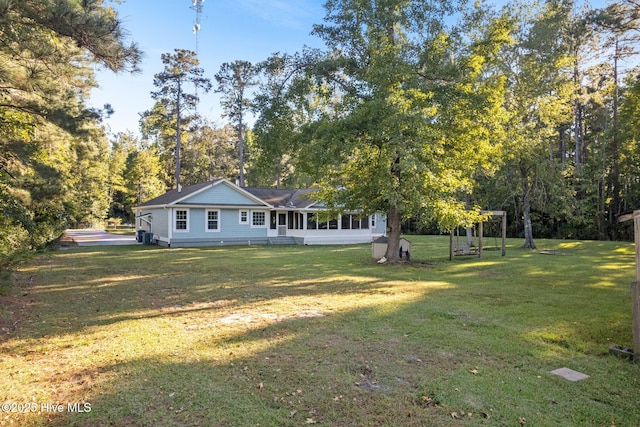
137, 229, 145, 243
143, 232, 153, 245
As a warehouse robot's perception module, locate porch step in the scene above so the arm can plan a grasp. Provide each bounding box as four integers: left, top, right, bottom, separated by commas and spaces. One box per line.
269, 236, 297, 245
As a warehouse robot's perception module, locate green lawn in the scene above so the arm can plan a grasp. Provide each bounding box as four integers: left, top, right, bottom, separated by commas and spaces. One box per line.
1, 236, 639, 426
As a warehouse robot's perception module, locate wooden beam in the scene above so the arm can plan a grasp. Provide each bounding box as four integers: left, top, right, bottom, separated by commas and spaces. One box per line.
634, 212, 640, 363
618, 212, 635, 223
502, 213, 507, 257
633, 281, 640, 363
636, 211, 640, 283
478, 221, 483, 258
481, 210, 506, 216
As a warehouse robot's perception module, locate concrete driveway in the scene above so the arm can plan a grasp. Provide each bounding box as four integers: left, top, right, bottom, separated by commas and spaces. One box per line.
64, 229, 138, 246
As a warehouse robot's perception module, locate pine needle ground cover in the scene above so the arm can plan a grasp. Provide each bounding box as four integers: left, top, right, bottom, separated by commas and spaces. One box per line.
1, 236, 639, 426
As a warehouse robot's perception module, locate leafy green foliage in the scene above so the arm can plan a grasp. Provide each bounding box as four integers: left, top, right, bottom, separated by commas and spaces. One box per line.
487, 0, 577, 248
288, 0, 512, 260
0, 0, 142, 265
145, 49, 212, 189
181, 122, 239, 185
251, 54, 306, 187
215, 60, 259, 187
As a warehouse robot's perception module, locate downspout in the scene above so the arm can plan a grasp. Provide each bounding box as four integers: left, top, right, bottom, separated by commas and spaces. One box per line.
166, 207, 173, 248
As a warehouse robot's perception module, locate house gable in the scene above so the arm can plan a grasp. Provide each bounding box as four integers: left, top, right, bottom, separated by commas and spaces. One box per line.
180, 180, 270, 207
137, 179, 272, 209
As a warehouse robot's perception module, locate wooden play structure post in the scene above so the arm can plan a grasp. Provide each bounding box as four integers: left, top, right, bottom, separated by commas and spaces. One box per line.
480, 210, 508, 257
449, 210, 506, 261
619, 209, 640, 363
634, 211, 640, 363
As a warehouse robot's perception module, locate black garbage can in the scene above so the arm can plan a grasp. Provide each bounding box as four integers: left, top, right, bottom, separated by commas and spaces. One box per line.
137, 229, 145, 243
143, 232, 153, 245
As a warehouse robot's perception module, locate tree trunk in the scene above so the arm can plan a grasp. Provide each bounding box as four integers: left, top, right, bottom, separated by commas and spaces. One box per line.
175, 79, 182, 190
558, 124, 564, 168
238, 121, 245, 187
521, 169, 536, 249
385, 150, 402, 262
384, 205, 402, 262
573, 53, 582, 171
610, 37, 621, 235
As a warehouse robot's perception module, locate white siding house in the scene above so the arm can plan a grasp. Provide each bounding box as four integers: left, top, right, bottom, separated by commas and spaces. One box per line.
133, 179, 386, 248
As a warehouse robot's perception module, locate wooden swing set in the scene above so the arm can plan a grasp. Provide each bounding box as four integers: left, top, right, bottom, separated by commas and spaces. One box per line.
449, 210, 507, 261
618, 210, 640, 363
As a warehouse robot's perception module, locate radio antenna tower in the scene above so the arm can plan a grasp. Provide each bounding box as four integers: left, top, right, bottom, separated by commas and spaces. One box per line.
191, 0, 204, 55
191, 0, 205, 106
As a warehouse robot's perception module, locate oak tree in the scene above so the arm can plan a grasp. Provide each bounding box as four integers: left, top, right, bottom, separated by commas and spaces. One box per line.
299, 0, 511, 261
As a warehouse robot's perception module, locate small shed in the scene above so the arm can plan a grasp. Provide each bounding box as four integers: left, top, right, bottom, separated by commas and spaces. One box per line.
372, 236, 411, 260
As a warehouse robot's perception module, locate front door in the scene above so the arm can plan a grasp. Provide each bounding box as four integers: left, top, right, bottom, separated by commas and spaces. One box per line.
278, 213, 287, 236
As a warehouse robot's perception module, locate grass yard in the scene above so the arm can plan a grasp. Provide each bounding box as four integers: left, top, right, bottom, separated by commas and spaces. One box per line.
1, 235, 639, 426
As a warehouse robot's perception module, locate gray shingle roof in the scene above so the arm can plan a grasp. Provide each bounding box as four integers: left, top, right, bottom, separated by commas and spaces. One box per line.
137, 180, 221, 207
243, 187, 318, 209
136, 179, 319, 209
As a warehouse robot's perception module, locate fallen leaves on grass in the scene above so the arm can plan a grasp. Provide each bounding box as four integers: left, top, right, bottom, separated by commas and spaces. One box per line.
451, 411, 473, 419
418, 395, 438, 407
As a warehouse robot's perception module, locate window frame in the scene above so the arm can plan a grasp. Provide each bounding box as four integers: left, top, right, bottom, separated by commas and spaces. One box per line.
173, 208, 190, 232
307, 212, 317, 230
205, 209, 221, 232
239, 210, 249, 224
251, 210, 268, 228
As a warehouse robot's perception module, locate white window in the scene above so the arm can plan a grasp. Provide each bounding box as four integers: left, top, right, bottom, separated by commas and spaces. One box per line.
252, 211, 267, 227
206, 209, 220, 232
174, 209, 189, 232
239, 210, 248, 224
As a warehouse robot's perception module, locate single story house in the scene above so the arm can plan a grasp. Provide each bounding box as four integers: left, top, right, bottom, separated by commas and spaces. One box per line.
133, 178, 386, 247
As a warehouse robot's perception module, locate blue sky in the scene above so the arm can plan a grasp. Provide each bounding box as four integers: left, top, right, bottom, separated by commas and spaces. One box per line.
90, 0, 325, 137
90, 0, 608, 138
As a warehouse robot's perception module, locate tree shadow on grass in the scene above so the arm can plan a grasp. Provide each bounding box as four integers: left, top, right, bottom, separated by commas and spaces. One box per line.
5, 245, 387, 337
11, 296, 464, 426
28, 291, 640, 427
4, 238, 640, 426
